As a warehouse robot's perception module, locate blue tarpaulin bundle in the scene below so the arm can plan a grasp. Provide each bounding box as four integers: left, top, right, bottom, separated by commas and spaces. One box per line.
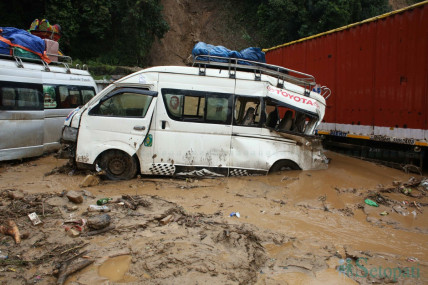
192, 42, 265, 65
0, 27, 50, 63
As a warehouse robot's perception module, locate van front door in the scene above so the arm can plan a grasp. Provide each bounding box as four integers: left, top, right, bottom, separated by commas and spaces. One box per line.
76, 88, 157, 166
230, 80, 268, 174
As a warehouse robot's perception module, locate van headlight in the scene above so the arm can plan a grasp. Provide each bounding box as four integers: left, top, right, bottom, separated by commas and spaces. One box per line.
62, 126, 78, 142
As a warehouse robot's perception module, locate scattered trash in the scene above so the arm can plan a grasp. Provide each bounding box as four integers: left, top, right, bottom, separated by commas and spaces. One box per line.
87, 205, 110, 212
393, 205, 409, 216
80, 174, 100, 187
401, 187, 412, 195
411, 210, 417, 218
66, 190, 84, 204
28, 212, 42, 225
0, 251, 7, 260
65, 227, 80, 237
380, 211, 389, 216
87, 214, 111, 230
420, 179, 428, 190
407, 257, 419, 262
230, 212, 240, 218
364, 199, 379, 207
97, 198, 113, 205
160, 215, 174, 225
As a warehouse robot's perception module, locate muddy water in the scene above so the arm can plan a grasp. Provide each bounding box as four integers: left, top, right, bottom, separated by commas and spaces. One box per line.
0, 151, 427, 284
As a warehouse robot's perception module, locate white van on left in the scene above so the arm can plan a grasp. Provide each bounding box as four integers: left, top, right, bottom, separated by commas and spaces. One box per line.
0, 56, 97, 161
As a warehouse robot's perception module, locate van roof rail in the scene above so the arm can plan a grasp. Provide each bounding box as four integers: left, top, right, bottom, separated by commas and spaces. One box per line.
192, 55, 316, 90
0, 47, 75, 72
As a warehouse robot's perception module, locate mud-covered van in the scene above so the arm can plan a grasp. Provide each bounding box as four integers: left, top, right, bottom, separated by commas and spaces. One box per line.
0, 54, 97, 161
62, 56, 330, 179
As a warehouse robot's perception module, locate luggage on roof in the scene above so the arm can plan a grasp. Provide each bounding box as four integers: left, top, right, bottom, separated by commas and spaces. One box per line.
192, 42, 265, 65
0, 27, 50, 63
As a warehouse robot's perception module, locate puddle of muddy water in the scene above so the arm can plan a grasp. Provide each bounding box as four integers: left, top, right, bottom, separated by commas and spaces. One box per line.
98, 255, 133, 282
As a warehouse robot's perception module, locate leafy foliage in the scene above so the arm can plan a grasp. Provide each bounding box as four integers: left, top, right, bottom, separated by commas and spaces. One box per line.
244, 0, 394, 48
0, 0, 168, 66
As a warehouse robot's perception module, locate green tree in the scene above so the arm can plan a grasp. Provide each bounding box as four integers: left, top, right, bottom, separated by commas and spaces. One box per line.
253, 0, 392, 48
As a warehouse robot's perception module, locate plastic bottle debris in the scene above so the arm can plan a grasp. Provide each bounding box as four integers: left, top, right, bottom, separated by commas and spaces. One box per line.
380, 211, 388, 216
229, 212, 240, 218
96, 198, 113, 205
364, 199, 379, 207
420, 179, 428, 190
0, 251, 7, 260
401, 188, 412, 195
28, 212, 42, 225
88, 205, 111, 212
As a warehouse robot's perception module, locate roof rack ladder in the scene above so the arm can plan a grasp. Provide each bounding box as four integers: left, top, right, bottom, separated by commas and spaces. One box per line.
198, 63, 206, 76
41, 60, 50, 72
14, 56, 24, 68
254, 68, 261, 81
63, 62, 71, 74
228, 58, 236, 79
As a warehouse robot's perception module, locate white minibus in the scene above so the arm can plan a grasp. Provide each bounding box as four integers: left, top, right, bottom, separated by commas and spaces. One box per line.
0, 54, 97, 161
62, 57, 330, 179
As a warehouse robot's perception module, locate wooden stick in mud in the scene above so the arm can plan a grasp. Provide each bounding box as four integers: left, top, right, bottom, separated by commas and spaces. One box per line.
0, 220, 21, 244
56, 259, 94, 285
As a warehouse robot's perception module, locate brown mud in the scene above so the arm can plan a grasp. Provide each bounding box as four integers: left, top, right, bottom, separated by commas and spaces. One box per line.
0, 151, 427, 284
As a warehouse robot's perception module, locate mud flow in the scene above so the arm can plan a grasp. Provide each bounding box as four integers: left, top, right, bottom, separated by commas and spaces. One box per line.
0, 151, 427, 284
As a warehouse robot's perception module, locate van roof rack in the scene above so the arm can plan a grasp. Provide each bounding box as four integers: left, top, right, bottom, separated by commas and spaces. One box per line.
192, 55, 316, 90
0, 47, 74, 73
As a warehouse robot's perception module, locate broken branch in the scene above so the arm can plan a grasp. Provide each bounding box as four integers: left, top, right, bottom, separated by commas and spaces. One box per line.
0, 220, 21, 244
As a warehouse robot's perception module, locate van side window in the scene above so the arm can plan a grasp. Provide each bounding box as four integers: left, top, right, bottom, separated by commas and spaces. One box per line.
206, 96, 228, 123
0, 82, 43, 110
90, 92, 153, 117
162, 89, 232, 124
43, 85, 57, 109
183, 95, 205, 120
234, 96, 261, 127
59, 86, 82, 108
82, 88, 95, 104
164, 93, 183, 118
1, 87, 15, 107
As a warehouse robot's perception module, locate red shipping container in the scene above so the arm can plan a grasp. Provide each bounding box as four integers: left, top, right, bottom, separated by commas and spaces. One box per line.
265, 2, 428, 147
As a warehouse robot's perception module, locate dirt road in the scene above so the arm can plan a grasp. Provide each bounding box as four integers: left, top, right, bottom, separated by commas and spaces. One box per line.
0, 151, 426, 284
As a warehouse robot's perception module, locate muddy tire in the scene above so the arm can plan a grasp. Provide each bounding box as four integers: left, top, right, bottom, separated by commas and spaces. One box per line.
269, 160, 301, 173
98, 150, 137, 180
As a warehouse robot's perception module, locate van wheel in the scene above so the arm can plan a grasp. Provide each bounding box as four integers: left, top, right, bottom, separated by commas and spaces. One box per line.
99, 150, 137, 180
269, 160, 301, 173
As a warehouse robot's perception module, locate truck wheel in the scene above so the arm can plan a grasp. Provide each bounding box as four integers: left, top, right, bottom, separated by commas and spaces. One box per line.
99, 150, 137, 180
269, 160, 300, 173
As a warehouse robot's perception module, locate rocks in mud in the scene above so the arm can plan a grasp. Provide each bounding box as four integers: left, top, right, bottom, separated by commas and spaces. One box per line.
80, 175, 100, 188
7, 190, 24, 200
87, 214, 111, 230
66, 190, 83, 204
